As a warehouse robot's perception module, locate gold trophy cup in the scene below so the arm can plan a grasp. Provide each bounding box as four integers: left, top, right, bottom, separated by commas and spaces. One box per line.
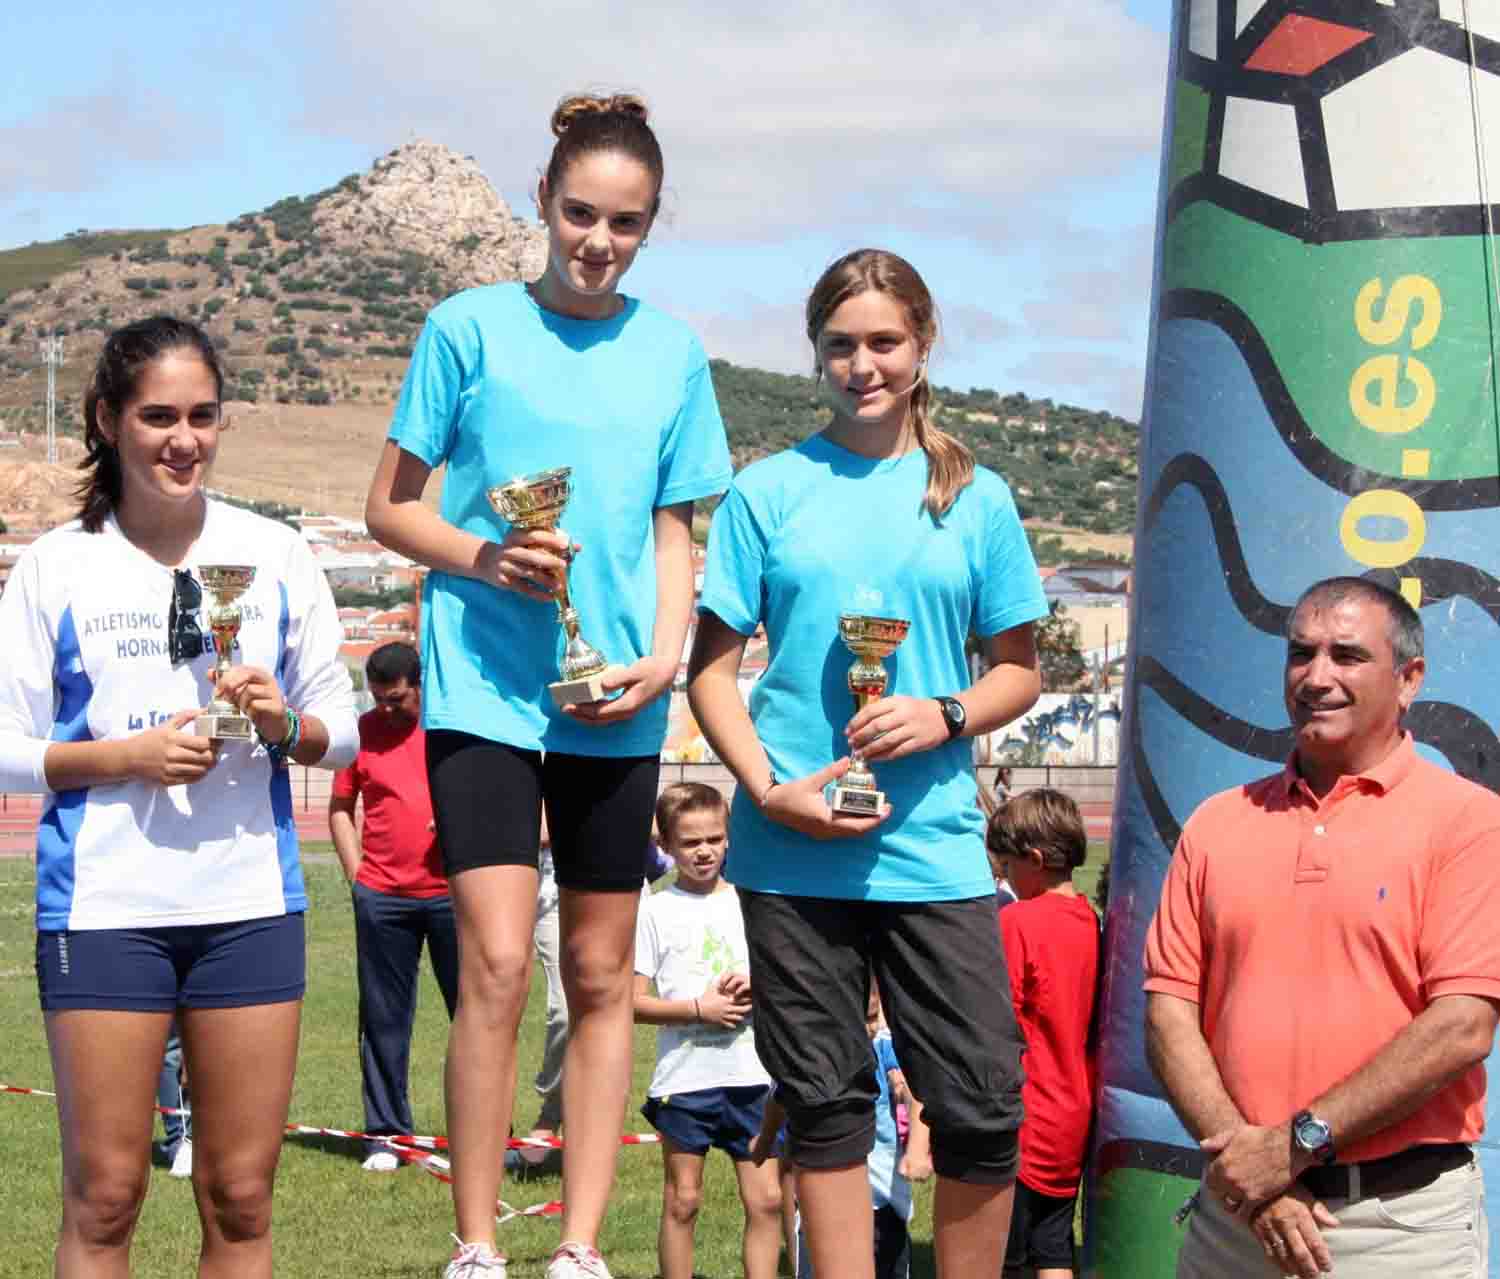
487, 468, 616, 707
194, 565, 257, 740
830, 613, 911, 816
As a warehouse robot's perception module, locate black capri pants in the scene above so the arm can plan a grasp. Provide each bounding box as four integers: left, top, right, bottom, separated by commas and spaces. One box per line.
739, 889, 1023, 1185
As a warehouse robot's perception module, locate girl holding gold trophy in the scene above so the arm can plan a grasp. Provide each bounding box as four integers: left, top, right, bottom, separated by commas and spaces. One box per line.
0, 316, 357, 1277
689, 250, 1048, 1279
365, 94, 731, 1279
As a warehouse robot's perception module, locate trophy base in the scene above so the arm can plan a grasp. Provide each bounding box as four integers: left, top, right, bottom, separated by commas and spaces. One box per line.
195, 710, 254, 741
830, 783, 886, 817
548, 666, 621, 708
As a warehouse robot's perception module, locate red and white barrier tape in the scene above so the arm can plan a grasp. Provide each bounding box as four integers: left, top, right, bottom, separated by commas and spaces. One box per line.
384, 1142, 564, 1224
5, 1081, 656, 1225
5, 1083, 659, 1152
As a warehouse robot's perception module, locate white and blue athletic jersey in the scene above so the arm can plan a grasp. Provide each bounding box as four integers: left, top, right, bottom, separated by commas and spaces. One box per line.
0, 500, 358, 931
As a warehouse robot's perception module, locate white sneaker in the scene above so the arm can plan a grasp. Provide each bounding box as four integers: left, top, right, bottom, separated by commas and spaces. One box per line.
546, 1242, 612, 1279
169, 1138, 193, 1179
362, 1150, 401, 1172
443, 1238, 507, 1278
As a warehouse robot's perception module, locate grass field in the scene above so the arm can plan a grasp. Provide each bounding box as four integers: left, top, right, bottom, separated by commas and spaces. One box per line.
0, 841, 1109, 1277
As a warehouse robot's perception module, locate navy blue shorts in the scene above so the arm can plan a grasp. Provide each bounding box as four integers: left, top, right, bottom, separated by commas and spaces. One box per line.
36, 913, 306, 1012
641, 1085, 772, 1159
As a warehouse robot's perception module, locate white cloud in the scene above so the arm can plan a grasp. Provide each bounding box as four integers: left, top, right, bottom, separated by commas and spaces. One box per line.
294, 0, 1167, 242
684, 300, 812, 375
0, 93, 220, 198
1008, 349, 1146, 418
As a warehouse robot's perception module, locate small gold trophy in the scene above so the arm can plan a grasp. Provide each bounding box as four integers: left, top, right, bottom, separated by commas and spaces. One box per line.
486, 468, 616, 707
194, 565, 257, 740
830, 613, 911, 816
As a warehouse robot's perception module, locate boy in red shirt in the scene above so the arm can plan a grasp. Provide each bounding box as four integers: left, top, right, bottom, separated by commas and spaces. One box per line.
987, 788, 1100, 1279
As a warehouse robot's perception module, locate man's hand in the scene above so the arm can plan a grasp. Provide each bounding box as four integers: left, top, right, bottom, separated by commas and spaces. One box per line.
1249, 1185, 1338, 1277
1202, 1121, 1300, 1214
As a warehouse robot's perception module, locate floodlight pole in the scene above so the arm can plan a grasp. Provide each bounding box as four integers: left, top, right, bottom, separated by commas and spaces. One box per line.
39, 332, 64, 466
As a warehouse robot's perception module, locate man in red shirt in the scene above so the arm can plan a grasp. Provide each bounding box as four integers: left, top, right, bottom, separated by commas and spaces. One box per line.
329, 642, 457, 1172
987, 788, 1100, 1279
1145, 577, 1500, 1278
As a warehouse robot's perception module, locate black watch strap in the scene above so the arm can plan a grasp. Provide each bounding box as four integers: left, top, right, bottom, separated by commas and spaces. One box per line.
936, 696, 966, 740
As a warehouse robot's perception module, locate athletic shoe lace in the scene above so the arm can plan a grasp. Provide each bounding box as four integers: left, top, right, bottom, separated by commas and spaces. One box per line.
445, 1235, 507, 1278
546, 1241, 612, 1279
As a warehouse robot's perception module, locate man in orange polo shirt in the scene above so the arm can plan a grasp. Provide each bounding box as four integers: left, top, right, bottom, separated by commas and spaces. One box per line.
329, 642, 458, 1172
1145, 577, 1500, 1278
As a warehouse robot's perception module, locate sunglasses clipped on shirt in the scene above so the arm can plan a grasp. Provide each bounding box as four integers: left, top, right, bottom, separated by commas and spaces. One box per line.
168, 568, 205, 665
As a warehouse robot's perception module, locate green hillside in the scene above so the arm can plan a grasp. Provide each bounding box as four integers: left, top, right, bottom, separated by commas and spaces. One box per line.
0, 165, 1138, 545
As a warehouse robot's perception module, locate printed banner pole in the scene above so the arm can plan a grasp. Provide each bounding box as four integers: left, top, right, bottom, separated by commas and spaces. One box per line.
1089, 3, 1500, 1274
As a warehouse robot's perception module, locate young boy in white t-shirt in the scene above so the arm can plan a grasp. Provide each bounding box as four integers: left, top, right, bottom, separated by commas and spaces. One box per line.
634, 783, 782, 1279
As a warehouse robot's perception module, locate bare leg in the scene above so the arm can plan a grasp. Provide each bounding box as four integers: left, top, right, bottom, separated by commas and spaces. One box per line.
555, 886, 638, 1247
658, 1141, 706, 1279
445, 865, 540, 1249
797, 1163, 875, 1279
733, 1155, 784, 1279
933, 1176, 1014, 1277
179, 1000, 300, 1279
47, 1009, 172, 1279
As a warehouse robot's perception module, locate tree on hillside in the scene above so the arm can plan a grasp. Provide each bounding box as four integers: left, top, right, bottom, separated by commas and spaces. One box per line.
1036, 601, 1086, 691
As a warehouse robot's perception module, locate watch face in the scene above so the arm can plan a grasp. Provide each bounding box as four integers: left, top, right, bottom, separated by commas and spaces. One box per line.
942, 698, 965, 731
1295, 1114, 1331, 1151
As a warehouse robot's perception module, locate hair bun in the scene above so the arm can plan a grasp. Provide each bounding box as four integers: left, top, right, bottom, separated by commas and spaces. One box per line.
551, 92, 650, 138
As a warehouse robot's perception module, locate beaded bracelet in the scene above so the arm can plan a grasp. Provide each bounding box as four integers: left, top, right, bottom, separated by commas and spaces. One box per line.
262, 707, 302, 768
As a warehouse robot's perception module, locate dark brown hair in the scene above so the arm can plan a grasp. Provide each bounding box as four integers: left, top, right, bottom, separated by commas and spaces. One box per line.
986, 787, 1088, 874
366, 641, 420, 686
544, 92, 663, 216
806, 248, 975, 521
655, 781, 728, 848
77, 316, 223, 532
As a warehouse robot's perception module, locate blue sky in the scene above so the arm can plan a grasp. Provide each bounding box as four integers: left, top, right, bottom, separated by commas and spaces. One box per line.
2, 0, 1174, 418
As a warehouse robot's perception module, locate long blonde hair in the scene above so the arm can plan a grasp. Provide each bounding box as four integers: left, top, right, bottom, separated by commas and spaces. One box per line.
805, 248, 975, 520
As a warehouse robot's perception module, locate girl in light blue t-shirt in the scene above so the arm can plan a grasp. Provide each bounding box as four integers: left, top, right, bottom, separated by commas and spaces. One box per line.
690, 249, 1048, 1279
365, 93, 730, 1279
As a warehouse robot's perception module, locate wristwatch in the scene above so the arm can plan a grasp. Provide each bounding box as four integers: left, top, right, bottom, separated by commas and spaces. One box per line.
936, 696, 967, 741
1291, 1110, 1335, 1165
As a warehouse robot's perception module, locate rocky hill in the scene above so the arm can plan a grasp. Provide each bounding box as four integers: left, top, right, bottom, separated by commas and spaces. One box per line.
0, 144, 1138, 546
0, 140, 547, 421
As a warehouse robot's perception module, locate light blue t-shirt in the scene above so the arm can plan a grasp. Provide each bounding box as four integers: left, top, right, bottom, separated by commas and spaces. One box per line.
701, 434, 1047, 900
389, 283, 731, 757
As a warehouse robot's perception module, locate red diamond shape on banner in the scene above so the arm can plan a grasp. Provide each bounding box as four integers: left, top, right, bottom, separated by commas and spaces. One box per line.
1245, 14, 1372, 75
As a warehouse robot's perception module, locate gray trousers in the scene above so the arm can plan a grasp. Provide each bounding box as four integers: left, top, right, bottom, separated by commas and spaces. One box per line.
1178, 1158, 1487, 1279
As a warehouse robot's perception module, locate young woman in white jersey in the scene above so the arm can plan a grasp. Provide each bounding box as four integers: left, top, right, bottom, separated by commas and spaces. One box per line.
365, 94, 731, 1279
689, 250, 1048, 1278
0, 315, 357, 1277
